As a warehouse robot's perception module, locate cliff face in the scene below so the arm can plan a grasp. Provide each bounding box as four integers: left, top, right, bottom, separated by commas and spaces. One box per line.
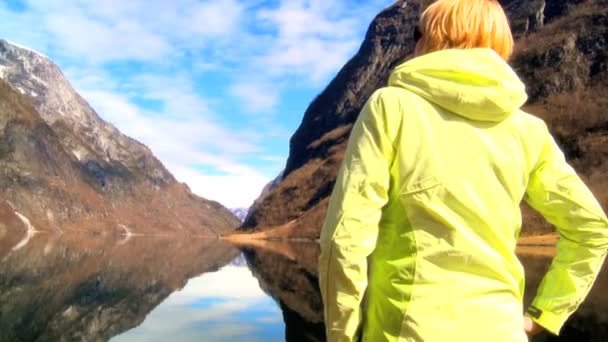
0, 40, 240, 235
242, 0, 608, 238
242, 0, 430, 238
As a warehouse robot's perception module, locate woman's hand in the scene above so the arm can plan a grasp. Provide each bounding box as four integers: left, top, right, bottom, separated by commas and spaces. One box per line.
524, 316, 545, 336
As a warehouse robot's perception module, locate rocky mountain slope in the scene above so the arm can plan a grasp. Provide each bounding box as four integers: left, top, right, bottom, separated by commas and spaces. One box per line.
0, 40, 240, 235
241, 0, 608, 239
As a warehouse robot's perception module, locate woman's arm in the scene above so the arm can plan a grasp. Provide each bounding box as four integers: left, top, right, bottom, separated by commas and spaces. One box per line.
319, 89, 396, 342
524, 123, 608, 335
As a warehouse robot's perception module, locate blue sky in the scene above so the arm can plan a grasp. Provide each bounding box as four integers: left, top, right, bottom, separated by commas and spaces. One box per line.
0, 0, 392, 208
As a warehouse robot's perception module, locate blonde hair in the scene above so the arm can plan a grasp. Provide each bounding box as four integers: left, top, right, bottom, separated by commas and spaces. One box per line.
417, 0, 514, 60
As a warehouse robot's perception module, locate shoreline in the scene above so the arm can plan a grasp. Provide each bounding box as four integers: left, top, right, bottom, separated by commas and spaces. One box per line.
224, 231, 559, 247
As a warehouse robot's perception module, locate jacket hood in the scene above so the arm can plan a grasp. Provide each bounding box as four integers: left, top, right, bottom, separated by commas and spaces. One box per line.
389, 48, 527, 122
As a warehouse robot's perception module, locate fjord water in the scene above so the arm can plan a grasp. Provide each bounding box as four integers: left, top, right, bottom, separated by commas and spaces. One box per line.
0, 233, 606, 342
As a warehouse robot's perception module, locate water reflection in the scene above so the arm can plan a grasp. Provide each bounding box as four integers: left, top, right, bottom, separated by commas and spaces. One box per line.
0, 232, 239, 341
241, 241, 325, 342
1, 231, 607, 341
114, 264, 284, 341
240, 241, 608, 342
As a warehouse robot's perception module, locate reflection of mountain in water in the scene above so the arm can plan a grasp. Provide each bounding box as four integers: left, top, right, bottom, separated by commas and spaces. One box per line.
229, 253, 249, 267
241, 242, 608, 342
0, 233, 239, 341
241, 242, 325, 342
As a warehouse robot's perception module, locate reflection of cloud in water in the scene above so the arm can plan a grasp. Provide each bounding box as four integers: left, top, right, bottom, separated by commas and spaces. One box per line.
112, 264, 284, 341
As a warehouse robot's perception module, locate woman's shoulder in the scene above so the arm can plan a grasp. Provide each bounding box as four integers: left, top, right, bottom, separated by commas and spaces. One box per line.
371, 86, 425, 101
367, 86, 433, 114
510, 109, 550, 133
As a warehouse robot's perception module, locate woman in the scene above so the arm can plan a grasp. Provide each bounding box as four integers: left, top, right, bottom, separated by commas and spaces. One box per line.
318, 0, 608, 341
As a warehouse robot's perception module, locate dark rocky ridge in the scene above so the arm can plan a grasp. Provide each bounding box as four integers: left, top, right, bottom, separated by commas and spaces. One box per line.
0, 42, 240, 234
242, 0, 431, 237
283, 0, 432, 177
242, 0, 608, 239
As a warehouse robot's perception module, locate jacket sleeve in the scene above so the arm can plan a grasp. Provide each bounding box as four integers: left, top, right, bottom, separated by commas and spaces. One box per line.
524, 123, 608, 335
318, 89, 395, 342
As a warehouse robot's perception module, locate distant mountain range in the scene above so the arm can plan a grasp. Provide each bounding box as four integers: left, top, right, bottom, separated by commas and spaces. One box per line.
0, 39, 240, 237
230, 208, 249, 222
241, 0, 608, 239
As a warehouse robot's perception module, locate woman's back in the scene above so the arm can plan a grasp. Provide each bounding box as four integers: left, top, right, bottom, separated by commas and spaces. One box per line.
319, 1, 608, 341
363, 48, 541, 341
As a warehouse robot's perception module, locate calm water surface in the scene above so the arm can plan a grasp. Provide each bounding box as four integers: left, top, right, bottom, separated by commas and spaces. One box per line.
0, 232, 606, 341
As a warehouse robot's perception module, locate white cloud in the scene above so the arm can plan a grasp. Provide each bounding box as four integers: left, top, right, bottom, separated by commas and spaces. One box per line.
181, 0, 244, 38
18, 0, 245, 65
171, 166, 269, 209
230, 81, 279, 114
254, 0, 362, 83
68, 71, 270, 208
172, 265, 266, 301
1, 0, 393, 209
44, 9, 171, 63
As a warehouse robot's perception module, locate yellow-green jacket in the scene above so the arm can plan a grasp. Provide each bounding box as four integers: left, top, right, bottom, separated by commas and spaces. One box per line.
319, 48, 608, 342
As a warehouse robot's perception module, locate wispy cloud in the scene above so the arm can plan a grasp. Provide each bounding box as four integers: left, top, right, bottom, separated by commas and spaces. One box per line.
255, 0, 362, 82
45, 9, 171, 63
0, 0, 392, 208
67, 69, 270, 207
20, 0, 246, 64
230, 81, 279, 114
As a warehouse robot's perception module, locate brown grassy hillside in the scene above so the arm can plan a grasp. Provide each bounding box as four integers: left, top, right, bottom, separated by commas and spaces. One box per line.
0, 79, 240, 235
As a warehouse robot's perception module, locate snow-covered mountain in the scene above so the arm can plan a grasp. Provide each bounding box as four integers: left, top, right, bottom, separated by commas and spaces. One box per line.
0, 39, 173, 186
230, 208, 249, 222
0, 39, 240, 234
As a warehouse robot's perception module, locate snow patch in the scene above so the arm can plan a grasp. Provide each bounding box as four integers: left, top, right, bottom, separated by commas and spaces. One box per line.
5, 200, 16, 211
72, 147, 86, 161
12, 212, 39, 252
0, 65, 7, 78
15, 86, 27, 95
230, 208, 249, 222
4, 40, 50, 59
31, 73, 48, 87
62, 305, 79, 320
118, 224, 133, 237
117, 224, 141, 245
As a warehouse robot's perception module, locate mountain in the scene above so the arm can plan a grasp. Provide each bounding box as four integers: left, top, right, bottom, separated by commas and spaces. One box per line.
241, 0, 608, 239
241, 170, 284, 223
0, 40, 240, 235
240, 0, 428, 239
230, 208, 249, 222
